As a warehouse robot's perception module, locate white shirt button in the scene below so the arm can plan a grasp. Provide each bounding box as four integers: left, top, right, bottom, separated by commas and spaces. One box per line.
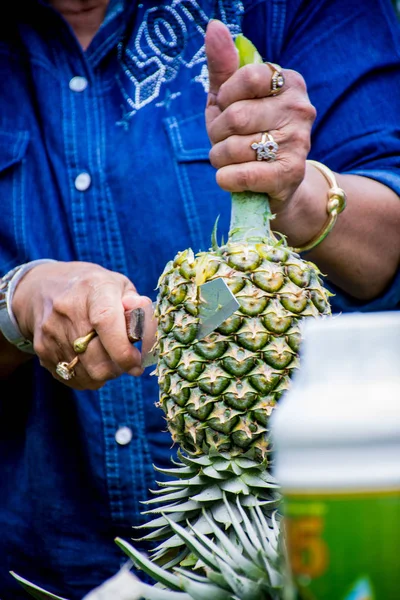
69, 76, 88, 92
115, 426, 133, 446
74, 172, 91, 191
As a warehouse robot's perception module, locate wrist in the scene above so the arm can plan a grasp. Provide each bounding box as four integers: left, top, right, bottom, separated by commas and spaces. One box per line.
0, 259, 56, 353
270, 162, 341, 250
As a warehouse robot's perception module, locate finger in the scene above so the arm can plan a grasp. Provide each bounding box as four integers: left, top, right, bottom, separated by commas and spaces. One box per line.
208, 95, 291, 145
208, 78, 314, 145
205, 19, 238, 128
215, 65, 303, 112
209, 130, 287, 169
36, 322, 121, 390
215, 157, 306, 198
74, 336, 123, 388
87, 281, 143, 374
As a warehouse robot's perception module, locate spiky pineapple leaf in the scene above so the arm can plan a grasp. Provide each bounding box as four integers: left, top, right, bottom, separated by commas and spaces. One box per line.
201, 509, 266, 580
190, 485, 223, 502
144, 488, 192, 505
214, 556, 266, 600
180, 577, 233, 600
222, 496, 259, 562
115, 537, 182, 592
211, 216, 221, 252
9, 572, 68, 600
164, 517, 218, 571
137, 584, 193, 600
186, 522, 237, 569
142, 500, 199, 515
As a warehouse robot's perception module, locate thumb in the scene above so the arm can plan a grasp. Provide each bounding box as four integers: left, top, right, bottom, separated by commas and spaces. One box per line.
205, 20, 238, 120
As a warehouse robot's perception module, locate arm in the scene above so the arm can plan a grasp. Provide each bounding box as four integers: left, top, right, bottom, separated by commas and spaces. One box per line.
270, 167, 400, 301
205, 13, 400, 304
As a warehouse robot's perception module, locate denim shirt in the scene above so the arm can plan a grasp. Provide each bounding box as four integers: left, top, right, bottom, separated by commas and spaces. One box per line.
1, 0, 400, 598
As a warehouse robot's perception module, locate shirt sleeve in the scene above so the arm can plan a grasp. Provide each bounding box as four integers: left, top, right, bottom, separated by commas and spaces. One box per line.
244, 0, 400, 313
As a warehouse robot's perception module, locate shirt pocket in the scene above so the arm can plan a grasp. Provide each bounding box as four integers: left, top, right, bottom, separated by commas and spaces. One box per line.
163, 112, 231, 254
0, 129, 30, 273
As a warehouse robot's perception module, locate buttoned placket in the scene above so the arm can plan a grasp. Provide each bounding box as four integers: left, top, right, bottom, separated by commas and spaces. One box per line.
52, 13, 152, 526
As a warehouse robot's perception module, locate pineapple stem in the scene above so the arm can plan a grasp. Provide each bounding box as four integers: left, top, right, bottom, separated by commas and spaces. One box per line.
228, 191, 275, 243
227, 36, 277, 246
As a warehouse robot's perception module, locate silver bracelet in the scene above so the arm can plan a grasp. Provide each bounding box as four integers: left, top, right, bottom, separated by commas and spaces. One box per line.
0, 259, 57, 354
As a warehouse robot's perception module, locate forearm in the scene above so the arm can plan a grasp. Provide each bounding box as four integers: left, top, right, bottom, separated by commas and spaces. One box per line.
0, 332, 32, 378
272, 164, 400, 301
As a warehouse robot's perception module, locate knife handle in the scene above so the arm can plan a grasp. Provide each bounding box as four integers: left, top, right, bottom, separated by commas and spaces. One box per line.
125, 307, 145, 343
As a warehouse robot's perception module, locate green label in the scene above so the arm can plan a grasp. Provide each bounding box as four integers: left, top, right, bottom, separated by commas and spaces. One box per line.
282, 489, 400, 600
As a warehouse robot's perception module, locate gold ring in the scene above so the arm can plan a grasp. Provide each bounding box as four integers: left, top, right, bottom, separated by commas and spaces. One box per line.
265, 62, 285, 96
73, 330, 97, 354
55, 356, 79, 381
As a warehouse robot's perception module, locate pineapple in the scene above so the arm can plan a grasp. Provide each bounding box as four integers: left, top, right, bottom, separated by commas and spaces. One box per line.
112, 188, 331, 599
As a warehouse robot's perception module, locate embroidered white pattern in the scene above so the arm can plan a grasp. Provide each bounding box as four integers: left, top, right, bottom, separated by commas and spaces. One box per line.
194, 63, 209, 92
116, 0, 243, 122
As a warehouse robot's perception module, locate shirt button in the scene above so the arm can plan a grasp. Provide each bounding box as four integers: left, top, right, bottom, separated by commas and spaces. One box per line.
69, 76, 88, 92
115, 426, 133, 446
74, 172, 91, 191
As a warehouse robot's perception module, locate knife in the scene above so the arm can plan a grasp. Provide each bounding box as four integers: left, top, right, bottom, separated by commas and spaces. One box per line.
73, 279, 239, 368
126, 278, 240, 368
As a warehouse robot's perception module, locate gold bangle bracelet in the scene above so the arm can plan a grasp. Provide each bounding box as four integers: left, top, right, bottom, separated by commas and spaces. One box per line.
293, 160, 347, 254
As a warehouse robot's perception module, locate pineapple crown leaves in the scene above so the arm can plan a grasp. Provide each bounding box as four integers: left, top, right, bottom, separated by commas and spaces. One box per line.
118, 492, 283, 600
132, 451, 281, 555
234, 33, 264, 67
165, 512, 280, 597
9, 572, 69, 600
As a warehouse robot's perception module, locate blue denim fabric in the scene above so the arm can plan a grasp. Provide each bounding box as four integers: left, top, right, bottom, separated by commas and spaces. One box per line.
0, 0, 399, 598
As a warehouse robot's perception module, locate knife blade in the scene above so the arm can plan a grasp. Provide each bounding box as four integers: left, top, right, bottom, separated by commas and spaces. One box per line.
128, 278, 239, 368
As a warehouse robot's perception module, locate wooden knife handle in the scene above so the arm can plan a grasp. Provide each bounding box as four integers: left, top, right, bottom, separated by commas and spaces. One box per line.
125, 308, 145, 343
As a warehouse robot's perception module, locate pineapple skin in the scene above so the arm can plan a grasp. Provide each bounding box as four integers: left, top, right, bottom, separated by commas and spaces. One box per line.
155, 238, 331, 463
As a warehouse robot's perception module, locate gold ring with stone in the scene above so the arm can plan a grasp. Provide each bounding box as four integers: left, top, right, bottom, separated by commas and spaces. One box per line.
265, 62, 285, 96
55, 356, 79, 381
251, 132, 279, 162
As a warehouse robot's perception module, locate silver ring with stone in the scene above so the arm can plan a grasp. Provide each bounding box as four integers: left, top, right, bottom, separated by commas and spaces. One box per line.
251, 132, 279, 162
266, 62, 285, 96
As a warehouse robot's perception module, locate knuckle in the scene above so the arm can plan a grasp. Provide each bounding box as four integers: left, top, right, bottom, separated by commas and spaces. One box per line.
51, 295, 71, 318
286, 69, 307, 91
90, 306, 115, 329
241, 64, 263, 94
209, 147, 220, 169
40, 318, 54, 338
290, 128, 312, 153
225, 104, 250, 133
288, 97, 317, 124
225, 136, 238, 163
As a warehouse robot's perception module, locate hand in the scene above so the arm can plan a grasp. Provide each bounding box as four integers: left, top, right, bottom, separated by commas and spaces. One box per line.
205, 20, 316, 214
12, 261, 151, 390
